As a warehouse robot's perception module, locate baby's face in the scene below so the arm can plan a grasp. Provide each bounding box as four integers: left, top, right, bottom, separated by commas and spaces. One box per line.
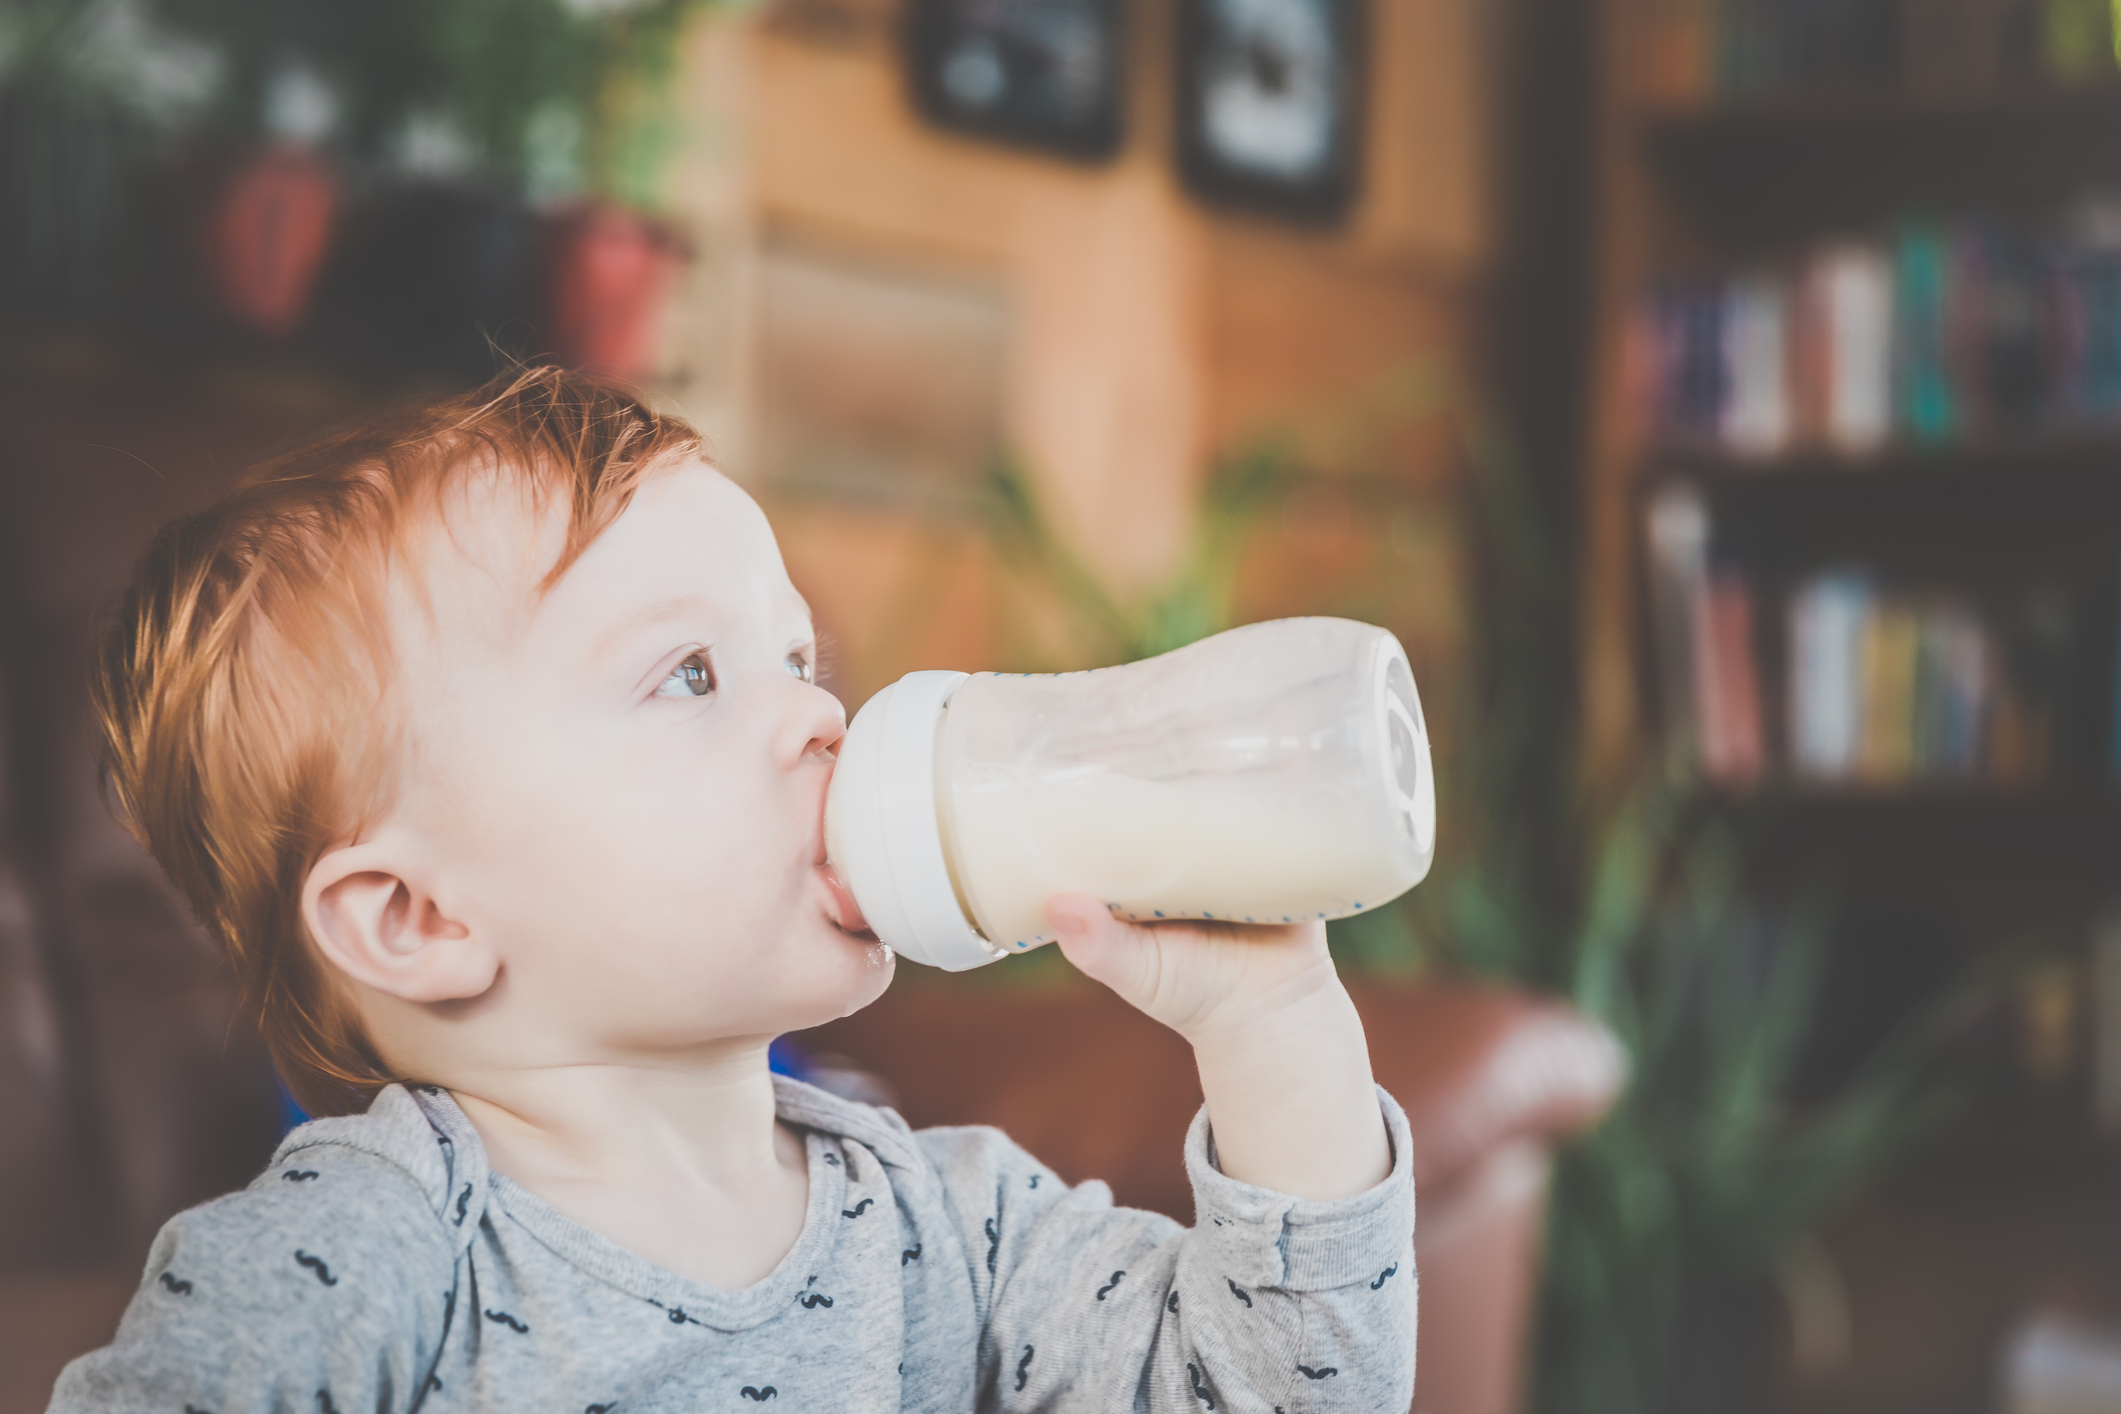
390, 458, 892, 1059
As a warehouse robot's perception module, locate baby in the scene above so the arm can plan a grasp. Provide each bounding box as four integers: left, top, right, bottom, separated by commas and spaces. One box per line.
51, 368, 1414, 1412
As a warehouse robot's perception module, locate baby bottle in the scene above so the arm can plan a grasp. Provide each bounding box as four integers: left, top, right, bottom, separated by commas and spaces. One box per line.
824, 617, 1436, 970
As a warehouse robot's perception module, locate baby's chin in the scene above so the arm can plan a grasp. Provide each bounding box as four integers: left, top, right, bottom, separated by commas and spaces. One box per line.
835, 936, 896, 1017
816, 924, 896, 1020
760, 914, 896, 1031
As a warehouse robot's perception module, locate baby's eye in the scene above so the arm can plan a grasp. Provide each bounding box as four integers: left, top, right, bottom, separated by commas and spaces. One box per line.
655, 652, 717, 699
786, 652, 814, 685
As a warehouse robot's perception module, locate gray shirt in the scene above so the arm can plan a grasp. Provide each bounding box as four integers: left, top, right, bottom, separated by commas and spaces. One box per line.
50, 1075, 1416, 1412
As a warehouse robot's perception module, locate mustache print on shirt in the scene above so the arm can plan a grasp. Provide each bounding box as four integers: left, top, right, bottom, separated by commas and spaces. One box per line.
292, 1252, 338, 1287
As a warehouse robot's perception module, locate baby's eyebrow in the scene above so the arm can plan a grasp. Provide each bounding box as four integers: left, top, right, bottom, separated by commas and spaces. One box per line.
595, 593, 716, 659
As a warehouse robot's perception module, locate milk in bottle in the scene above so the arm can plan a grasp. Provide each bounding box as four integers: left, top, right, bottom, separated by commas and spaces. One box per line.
824, 617, 1435, 970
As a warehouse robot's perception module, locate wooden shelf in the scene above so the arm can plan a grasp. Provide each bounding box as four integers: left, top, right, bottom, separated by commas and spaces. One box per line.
1706, 783, 2121, 838
1725, 779, 2118, 803
1639, 82, 2121, 254
1643, 444, 2121, 581
1644, 81, 2121, 153
1649, 438, 2121, 488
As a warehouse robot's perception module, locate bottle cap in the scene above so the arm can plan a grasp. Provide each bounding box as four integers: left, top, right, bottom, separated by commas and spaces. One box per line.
828, 670, 1006, 971
1378, 639, 1437, 876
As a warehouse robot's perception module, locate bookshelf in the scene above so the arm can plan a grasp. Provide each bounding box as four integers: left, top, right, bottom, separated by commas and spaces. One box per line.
1586, 12, 2121, 782
1582, 4, 2121, 1406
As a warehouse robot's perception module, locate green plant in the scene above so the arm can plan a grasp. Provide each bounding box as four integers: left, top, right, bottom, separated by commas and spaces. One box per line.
982, 364, 1562, 981
983, 364, 1988, 1411
137, 0, 721, 205
984, 446, 1288, 667
411, 0, 711, 207
1419, 387, 1988, 1414
0, 2, 191, 325
1526, 778, 1986, 1414
984, 362, 1464, 673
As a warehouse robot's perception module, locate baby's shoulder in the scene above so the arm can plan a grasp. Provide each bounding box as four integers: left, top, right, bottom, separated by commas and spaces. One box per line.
157, 1085, 470, 1289
49, 1091, 464, 1412
770, 1073, 1057, 1193
772, 1074, 919, 1156
772, 1075, 1078, 1256
267, 1084, 474, 1215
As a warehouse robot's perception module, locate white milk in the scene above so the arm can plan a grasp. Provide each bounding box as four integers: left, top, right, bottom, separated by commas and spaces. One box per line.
941, 771, 1402, 949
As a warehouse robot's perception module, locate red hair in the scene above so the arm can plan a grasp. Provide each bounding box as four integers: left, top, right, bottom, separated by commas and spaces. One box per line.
90, 366, 704, 1115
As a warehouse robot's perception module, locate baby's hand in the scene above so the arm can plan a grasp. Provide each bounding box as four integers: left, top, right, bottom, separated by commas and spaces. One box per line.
1045, 894, 1338, 1051
1048, 893, 1388, 1200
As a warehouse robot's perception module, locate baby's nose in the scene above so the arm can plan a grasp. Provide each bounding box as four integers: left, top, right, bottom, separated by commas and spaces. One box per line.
779, 681, 848, 765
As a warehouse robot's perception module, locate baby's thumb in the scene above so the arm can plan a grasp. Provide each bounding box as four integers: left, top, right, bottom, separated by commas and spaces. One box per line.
1047, 894, 1155, 998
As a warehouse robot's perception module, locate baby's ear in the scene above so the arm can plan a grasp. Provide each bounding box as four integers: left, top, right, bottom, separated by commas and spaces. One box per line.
302, 842, 497, 1003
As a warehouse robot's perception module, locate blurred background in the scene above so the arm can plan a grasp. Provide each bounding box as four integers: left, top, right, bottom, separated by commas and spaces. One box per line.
11, 1, 2121, 1412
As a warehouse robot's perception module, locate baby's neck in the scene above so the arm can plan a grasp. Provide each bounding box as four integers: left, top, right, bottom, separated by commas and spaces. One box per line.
445, 1045, 812, 1290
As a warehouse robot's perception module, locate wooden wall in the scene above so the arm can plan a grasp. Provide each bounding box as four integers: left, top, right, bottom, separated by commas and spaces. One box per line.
659, 0, 1502, 703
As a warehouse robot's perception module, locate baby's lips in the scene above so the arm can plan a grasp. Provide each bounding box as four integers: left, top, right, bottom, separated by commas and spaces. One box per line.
818, 862, 872, 936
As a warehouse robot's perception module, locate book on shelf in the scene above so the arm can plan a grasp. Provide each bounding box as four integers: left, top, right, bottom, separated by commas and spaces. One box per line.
1975, 226, 2061, 431
1638, 208, 2121, 463
1642, 0, 1718, 103
1722, 274, 1794, 456
1649, 0, 2088, 105
1700, 569, 1768, 783
1646, 483, 1713, 752
1646, 483, 1766, 785
1796, 243, 1895, 455
1789, 569, 1871, 775
1899, 0, 2041, 94
2047, 0, 2115, 82
2062, 214, 2121, 422
1995, 592, 2072, 781
2093, 906, 2121, 1132
2109, 557, 2121, 777
1893, 223, 1960, 446
1647, 485, 2073, 788
1793, 574, 2062, 786
1641, 283, 1731, 448
1857, 591, 1920, 778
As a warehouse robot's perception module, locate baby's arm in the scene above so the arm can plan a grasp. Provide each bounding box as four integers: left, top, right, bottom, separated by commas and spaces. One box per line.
47, 1145, 457, 1414
930, 895, 1415, 1411
1046, 894, 1391, 1203
921, 1086, 1415, 1412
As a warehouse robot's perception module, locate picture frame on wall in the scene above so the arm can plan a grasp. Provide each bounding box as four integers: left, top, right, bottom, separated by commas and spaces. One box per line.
906, 0, 1127, 161
1175, 0, 1364, 221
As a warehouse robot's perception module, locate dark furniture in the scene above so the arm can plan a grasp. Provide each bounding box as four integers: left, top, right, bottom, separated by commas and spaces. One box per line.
0, 348, 318, 1414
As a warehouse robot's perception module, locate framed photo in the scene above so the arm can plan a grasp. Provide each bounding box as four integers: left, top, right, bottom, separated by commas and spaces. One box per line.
906, 0, 1127, 161
1175, 0, 1364, 220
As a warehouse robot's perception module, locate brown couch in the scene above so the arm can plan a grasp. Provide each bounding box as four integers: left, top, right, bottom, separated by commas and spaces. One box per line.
0, 358, 1625, 1412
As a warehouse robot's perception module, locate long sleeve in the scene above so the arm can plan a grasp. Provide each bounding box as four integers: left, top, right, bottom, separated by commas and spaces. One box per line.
919, 1085, 1417, 1413
47, 1143, 461, 1414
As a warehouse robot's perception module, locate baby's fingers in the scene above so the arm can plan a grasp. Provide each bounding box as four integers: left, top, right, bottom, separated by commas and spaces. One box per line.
1046, 894, 1275, 1037
1047, 894, 1161, 1001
